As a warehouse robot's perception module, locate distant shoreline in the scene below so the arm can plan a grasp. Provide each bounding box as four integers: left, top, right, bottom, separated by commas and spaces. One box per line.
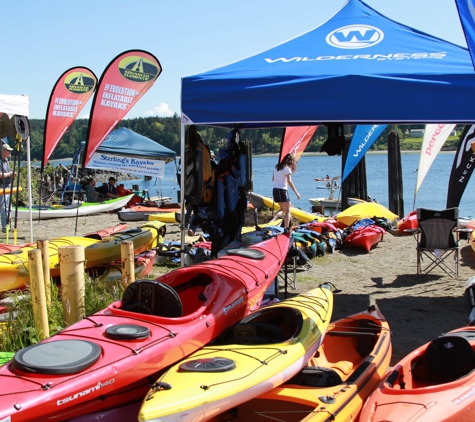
255, 150, 455, 158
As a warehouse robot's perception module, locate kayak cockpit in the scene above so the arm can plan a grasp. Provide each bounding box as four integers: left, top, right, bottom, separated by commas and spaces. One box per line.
107, 273, 216, 321
211, 307, 304, 346
387, 331, 475, 390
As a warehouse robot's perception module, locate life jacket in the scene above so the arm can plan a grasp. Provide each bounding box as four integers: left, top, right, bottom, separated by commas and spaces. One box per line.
185, 125, 216, 205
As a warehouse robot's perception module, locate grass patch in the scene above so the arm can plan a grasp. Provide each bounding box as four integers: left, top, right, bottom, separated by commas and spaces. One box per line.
1, 275, 125, 353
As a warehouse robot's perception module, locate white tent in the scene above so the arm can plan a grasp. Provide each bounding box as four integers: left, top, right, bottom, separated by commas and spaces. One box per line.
0, 94, 32, 241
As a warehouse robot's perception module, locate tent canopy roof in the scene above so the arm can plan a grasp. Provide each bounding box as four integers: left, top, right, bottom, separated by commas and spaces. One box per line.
83, 127, 176, 163
181, 0, 475, 127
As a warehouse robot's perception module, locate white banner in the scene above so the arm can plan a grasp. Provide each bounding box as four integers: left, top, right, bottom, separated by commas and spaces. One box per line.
87, 152, 166, 177
416, 123, 456, 193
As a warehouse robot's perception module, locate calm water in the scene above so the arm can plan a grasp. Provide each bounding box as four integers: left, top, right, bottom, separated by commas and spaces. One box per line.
59, 152, 475, 218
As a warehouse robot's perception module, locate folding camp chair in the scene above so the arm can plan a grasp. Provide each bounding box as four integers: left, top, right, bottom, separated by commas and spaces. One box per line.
408, 207, 464, 278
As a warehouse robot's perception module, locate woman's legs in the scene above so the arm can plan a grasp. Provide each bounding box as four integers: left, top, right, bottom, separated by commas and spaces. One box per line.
279, 201, 291, 228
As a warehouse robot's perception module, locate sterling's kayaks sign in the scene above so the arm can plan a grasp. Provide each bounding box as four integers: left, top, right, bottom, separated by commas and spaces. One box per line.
87, 152, 165, 177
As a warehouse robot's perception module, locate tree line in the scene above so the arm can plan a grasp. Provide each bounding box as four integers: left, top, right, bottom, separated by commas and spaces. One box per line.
22, 117, 463, 164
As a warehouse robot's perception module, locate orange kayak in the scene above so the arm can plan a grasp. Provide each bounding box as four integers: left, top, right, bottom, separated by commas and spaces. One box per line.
209, 306, 392, 422
361, 324, 475, 421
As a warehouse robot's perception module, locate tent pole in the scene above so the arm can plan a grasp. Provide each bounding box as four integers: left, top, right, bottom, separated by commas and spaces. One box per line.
180, 123, 186, 267
26, 136, 33, 242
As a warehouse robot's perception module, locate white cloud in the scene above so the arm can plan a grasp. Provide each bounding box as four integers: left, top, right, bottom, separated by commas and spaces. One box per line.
145, 102, 174, 117
77, 113, 90, 119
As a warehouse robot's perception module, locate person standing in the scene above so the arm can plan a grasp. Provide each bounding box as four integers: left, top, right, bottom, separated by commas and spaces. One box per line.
272, 153, 300, 228
0, 142, 15, 233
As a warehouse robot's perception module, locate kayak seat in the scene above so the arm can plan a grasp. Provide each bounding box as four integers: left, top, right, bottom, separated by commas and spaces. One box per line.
286, 366, 343, 387
121, 279, 183, 318
424, 335, 475, 382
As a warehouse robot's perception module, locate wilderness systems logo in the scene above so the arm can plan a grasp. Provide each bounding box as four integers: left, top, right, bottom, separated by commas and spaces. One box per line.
326, 25, 384, 49
64, 72, 96, 94
118, 55, 160, 83
352, 125, 380, 157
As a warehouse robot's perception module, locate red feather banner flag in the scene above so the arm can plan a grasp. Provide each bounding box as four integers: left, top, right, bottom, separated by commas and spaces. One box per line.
42, 67, 97, 171
82, 50, 162, 168
279, 126, 317, 163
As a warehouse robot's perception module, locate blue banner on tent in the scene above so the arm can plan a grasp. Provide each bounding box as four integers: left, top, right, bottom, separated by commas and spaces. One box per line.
455, 0, 475, 70
342, 124, 387, 181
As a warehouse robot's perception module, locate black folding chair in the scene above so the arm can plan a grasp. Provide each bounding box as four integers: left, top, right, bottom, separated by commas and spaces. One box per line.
407, 207, 467, 278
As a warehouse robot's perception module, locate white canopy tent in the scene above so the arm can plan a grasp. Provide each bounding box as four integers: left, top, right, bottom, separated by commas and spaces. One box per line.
0, 94, 32, 242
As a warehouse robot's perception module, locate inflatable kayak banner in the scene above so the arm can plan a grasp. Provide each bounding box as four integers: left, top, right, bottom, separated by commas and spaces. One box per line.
87, 152, 165, 177
43, 67, 97, 171
83, 49, 162, 168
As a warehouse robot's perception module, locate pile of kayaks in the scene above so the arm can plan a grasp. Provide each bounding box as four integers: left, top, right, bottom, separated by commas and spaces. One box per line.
0, 229, 292, 421
0, 221, 166, 293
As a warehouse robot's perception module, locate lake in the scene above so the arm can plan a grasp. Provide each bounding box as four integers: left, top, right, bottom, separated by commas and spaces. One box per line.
59, 151, 475, 218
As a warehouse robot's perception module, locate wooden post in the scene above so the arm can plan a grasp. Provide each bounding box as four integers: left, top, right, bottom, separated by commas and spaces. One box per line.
59, 245, 86, 325
28, 249, 49, 340
37, 239, 51, 306
121, 240, 135, 288
388, 131, 404, 218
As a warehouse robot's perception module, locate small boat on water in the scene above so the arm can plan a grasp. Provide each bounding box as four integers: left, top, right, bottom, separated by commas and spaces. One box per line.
210, 306, 391, 422
360, 323, 475, 422
137, 286, 334, 422
0, 230, 291, 422
315, 175, 341, 191
14, 195, 133, 220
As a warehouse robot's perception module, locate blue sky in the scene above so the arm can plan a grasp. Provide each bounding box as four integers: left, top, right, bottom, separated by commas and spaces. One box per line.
1, 0, 466, 119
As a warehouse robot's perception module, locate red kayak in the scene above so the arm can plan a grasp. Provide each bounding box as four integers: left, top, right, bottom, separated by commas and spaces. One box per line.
361, 324, 475, 421
0, 229, 291, 422
344, 225, 385, 252
397, 210, 418, 234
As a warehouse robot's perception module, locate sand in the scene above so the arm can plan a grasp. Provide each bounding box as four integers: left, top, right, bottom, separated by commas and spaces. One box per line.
7, 211, 475, 366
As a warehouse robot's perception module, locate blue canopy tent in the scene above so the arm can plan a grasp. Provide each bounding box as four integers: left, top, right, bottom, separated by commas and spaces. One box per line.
75, 127, 177, 197
91, 127, 176, 163
178, 0, 475, 264
181, 0, 475, 127
79, 127, 176, 175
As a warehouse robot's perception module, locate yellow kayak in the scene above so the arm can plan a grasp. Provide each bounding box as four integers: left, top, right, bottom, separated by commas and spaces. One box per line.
0, 221, 165, 293
0, 236, 99, 293
214, 307, 392, 422
83, 221, 165, 269
249, 192, 325, 223
148, 212, 181, 223
336, 202, 398, 227
138, 285, 334, 422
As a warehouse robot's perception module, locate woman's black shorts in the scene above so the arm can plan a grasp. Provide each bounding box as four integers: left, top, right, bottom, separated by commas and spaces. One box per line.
273, 188, 289, 203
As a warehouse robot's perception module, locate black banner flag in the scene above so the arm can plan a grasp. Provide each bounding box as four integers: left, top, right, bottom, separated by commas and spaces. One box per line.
446, 124, 475, 208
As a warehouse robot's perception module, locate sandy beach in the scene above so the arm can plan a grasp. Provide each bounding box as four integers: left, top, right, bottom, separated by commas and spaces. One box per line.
6, 210, 475, 366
